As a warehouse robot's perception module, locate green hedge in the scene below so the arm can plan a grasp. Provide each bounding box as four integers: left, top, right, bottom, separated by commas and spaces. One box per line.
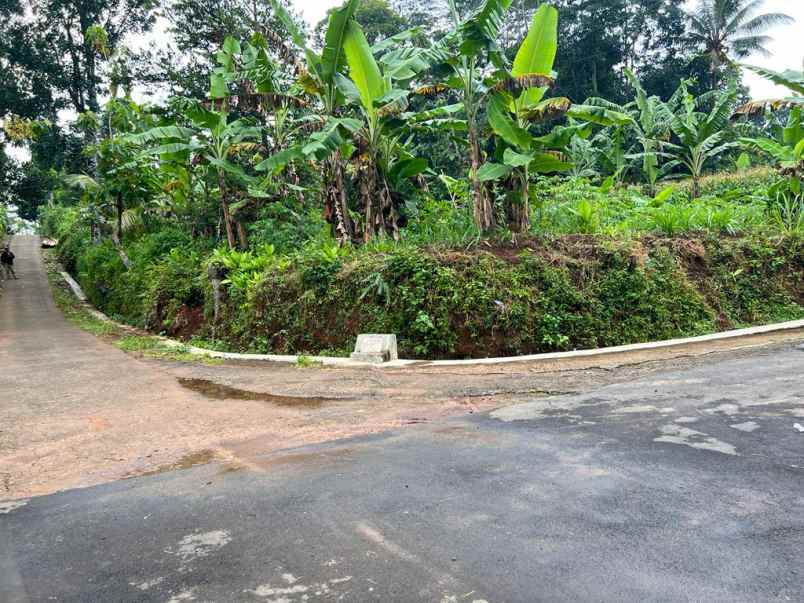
56, 228, 803, 359
211, 236, 802, 359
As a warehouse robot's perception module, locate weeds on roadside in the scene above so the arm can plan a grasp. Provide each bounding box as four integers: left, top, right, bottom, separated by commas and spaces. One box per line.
296, 354, 323, 368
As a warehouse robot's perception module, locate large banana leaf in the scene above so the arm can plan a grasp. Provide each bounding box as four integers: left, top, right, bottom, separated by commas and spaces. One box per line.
371, 28, 423, 54
511, 4, 558, 108
321, 0, 361, 84
301, 117, 361, 159
389, 157, 427, 186
568, 104, 632, 126
404, 103, 465, 123
488, 92, 532, 150
743, 64, 804, 96
532, 123, 592, 148
477, 162, 513, 181
783, 107, 803, 146
701, 81, 737, 139
459, 0, 513, 57
255, 146, 305, 175
126, 126, 193, 145
503, 148, 534, 167
529, 152, 571, 173
379, 47, 430, 80
206, 156, 256, 184
342, 20, 385, 113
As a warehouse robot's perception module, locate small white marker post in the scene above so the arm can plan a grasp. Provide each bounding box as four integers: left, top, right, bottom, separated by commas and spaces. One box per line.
351, 334, 398, 364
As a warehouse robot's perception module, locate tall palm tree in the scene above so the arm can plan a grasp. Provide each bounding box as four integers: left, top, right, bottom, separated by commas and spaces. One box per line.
689, 0, 794, 87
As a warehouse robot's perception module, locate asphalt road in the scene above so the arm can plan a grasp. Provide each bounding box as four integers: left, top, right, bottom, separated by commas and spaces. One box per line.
2, 340, 803, 602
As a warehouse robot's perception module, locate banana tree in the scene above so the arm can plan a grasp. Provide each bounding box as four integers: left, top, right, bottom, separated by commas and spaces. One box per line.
659, 80, 741, 199
473, 5, 630, 231
132, 99, 262, 249
334, 19, 431, 240
739, 63, 804, 202
268, 0, 362, 242
422, 0, 515, 232
622, 69, 676, 195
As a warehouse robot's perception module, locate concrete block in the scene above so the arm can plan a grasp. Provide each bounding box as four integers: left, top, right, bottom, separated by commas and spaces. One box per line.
351, 334, 398, 364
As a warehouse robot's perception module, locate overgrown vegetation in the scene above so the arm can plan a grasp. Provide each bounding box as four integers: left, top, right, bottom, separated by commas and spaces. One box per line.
7, 0, 804, 358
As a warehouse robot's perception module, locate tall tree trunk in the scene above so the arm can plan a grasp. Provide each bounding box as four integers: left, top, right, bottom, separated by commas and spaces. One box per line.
469, 122, 494, 231
217, 169, 236, 249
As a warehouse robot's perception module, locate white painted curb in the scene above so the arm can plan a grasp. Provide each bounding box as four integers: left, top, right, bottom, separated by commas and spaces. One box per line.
57, 271, 804, 369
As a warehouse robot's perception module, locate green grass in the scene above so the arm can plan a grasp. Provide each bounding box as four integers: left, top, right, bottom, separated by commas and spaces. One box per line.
296, 354, 324, 368
115, 334, 223, 364
43, 251, 221, 365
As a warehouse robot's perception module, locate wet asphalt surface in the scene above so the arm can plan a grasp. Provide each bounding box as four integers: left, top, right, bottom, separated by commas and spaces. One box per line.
2, 342, 803, 602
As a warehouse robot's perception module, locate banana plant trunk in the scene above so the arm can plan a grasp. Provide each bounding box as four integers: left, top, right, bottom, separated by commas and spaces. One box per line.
357, 153, 400, 243
236, 221, 248, 250
507, 168, 531, 233
692, 174, 701, 200
469, 122, 495, 231
217, 168, 237, 249
324, 152, 354, 244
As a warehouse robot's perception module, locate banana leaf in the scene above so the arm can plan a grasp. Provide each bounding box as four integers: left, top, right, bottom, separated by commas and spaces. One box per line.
511, 4, 558, 108
342, 20, 386, 113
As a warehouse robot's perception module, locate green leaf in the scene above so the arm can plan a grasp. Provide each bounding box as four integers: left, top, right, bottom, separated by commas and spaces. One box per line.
321, 0, 361, 84
529, 152, 571, 173
794, 138, 804, 161
146, 142, 197, 156
334, 72, 362, 104
405, 103, 465, 123
255, 146, 304, 174
459, 0, 513, 57
568, 104, 632, 126
210, 71, 227, 99
389, 157, 427, 185
269, 0, 308, 48
503, 148, 534, 167
477, 162, 513, 181
206, 156, 255, 184
653, 185, 675, 204
342, 20, 385, 112
371, 27, 423, 54
597, 175, 614, 193
379, 47, 430, 80
740, 137, 793, 161
511, 4, 558, 108
783, 107, 803, 146
743, 64, 804, 96
126, 126, 193, 145
488, 92, 531, 150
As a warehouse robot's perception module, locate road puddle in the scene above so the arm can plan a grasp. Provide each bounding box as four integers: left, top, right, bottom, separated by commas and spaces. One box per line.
178, 377, 335, 408
129, 449, 220, 478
